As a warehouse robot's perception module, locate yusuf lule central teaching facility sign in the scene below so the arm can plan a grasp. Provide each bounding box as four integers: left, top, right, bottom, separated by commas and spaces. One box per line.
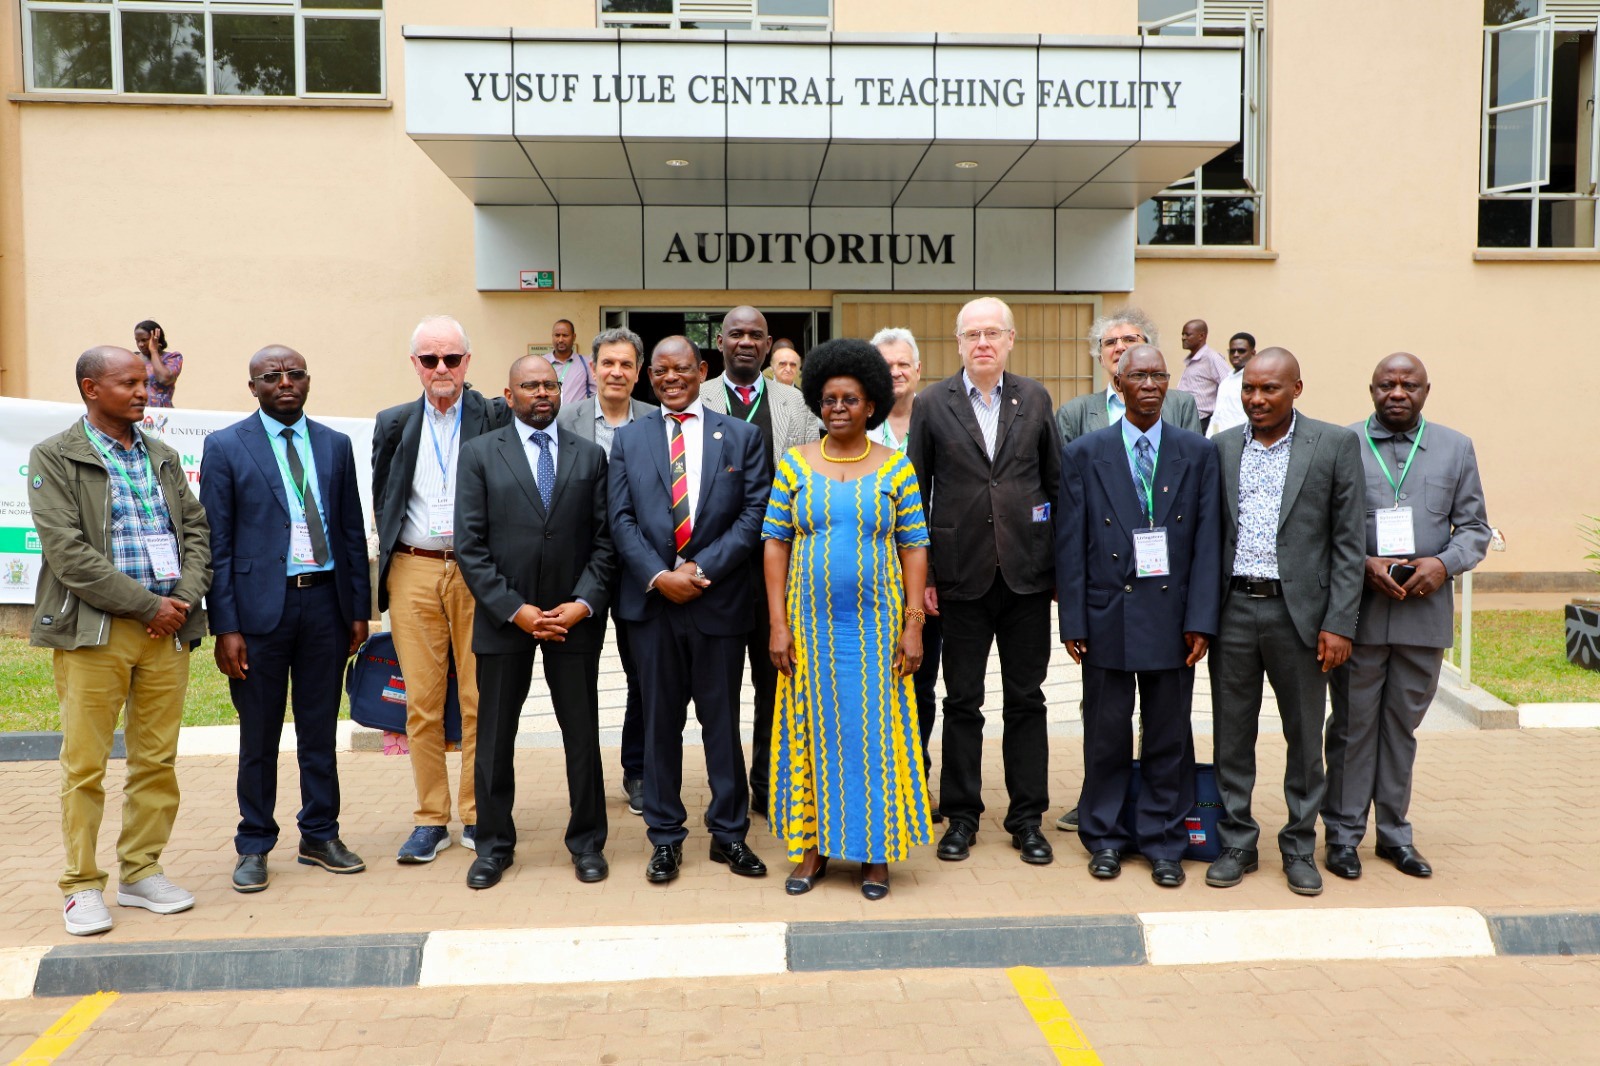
404, 29, 1243, 292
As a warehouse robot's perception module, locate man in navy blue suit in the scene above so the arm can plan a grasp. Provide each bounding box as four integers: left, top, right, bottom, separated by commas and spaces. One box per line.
608, 336, 771, 884
200, 345, 371, 893
1056, 344, 1223, 888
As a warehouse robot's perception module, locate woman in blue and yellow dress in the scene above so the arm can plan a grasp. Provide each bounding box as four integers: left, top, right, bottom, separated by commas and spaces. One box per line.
762, 338, 932, 900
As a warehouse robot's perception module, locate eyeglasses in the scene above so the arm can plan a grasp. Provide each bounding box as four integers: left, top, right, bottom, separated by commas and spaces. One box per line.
416, 353, 466, 370
516, 380, 562, 393
1228, 347, 1250, 355
1120, 371, 1171, 385
819, 395, 864, 409
957, 328, 1012, 344
1100, 332, 1147, 349
251, 369, 309, 385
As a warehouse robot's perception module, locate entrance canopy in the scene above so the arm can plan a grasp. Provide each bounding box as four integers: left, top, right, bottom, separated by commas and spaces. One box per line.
404, 28, 1241, 292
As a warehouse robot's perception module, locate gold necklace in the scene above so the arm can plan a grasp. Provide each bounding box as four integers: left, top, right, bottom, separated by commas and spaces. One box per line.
820, 437, 871, 463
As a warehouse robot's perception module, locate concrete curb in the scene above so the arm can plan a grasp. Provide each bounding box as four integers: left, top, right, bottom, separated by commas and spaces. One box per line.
10, 908, 1598, 999
1434, 663, 1518, 729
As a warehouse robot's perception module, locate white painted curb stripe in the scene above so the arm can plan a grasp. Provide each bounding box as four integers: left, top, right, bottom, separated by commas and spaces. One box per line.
1518, 703, 1600, 729
0, 947, 47, 1001
176, 721, 359, 757
1138, 906, 1496, 966
418, 922, 789, 987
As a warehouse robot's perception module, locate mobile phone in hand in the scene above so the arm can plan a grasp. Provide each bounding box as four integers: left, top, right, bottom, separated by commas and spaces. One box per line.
1388, 562, 1417, 585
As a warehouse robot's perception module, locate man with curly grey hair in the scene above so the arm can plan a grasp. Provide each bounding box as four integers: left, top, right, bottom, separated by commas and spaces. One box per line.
1057, 309, 1199, 445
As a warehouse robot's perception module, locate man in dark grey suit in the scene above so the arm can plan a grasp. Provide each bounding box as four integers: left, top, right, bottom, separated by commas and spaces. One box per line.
556, 327, 656, 817
1207, 348, 1365, 897
1056, 309, 1200, 445
1322, 354, 1489, 881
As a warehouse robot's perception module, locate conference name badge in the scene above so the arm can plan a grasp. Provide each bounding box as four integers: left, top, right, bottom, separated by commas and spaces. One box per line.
427, 497, 454, 539
1133, 527, 1170, 578
290, 521, 317, 565
144, 533, 182, 581
1375, 506, 1415, 557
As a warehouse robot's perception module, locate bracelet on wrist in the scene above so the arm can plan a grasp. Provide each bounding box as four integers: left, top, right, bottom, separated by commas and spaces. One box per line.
904, 606, 926, 624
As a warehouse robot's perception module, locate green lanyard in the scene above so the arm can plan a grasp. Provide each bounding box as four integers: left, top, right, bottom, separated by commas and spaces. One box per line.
271, 428, 314, 515
83, 422, 164, 530
1123, 433, 1158, 528
726, 378, 766, 423
1364, 416, 1426, 506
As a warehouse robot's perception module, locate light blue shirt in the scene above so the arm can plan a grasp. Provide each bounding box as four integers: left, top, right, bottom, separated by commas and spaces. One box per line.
1119, 414, 1163, 482
258, 410, 333, 576
1105, 385, 1126, 426
961, 369, 1004, 459
521, 421, 560, 482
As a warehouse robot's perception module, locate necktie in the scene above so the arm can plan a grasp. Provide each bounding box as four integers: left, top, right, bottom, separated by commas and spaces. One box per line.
530, 430, 555, 512
1134, 436, 1155, 520
281, 428, 329, 565
734, 384, 755, 407
666, 412, 693, 554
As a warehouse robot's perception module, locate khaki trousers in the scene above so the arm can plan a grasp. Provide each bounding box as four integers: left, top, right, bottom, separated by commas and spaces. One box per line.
387, 551, 480, 826
55, 616, 188, 895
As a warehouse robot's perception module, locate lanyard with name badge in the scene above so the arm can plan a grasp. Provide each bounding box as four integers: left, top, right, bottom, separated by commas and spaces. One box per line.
83, 422, 182, 581
726, 378, 766, 423
1124, 431, 1171, 577
426, 402, 462, 538
272, 429, 321, 565
1365, 416, 1426, 556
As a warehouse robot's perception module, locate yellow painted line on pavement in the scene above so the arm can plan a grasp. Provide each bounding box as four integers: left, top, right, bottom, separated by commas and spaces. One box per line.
1006, 965, 1103, 1066
7, 991, 120, 1066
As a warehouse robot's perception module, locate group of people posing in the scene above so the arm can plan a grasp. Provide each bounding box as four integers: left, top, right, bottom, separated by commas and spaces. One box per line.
29, 296, 1489, 937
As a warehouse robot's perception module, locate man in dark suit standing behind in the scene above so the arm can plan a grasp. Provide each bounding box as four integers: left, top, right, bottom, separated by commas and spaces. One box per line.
907, 297, 1062, 867
1206, 347, 1365, 897
1057, 344, 1222, 888
454, 355, 617, 889
609, 336, 771, 884
201, 346, 371, 893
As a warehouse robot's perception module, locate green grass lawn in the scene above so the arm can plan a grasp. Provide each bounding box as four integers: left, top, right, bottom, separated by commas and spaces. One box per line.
1, 635, 349, 733
1452, 609, 1600, 706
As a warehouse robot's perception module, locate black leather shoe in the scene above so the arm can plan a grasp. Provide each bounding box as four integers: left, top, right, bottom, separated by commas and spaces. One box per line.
232, 854, 268, 894
1205, 847, 1259, 888
623, 777, 644, 817
1325, 845, 1362, 880
573, 851, 609, 883
1376, 844, 1433, 878
1088, 849, 1121, 879
937, 823, 976, 862
785, 857, 829, 896
750, 794, 770, 821
930, 806, 944, 825
466, 855, 511, 890
861, 870, 890, 901
1011, 827, 1054, 865
1283, 853, 1324, 896
1151, 859, 1185, 888
709, 839, 768, 877
1055, 806, 1080, 831
297, 837, 366, 874
645, 844, 683, 884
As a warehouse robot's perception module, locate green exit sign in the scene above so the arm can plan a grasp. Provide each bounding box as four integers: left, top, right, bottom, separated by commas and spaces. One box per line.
519, 270, 556, 291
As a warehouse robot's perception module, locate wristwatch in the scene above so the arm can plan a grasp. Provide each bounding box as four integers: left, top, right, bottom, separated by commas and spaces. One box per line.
694, 564, 708, 582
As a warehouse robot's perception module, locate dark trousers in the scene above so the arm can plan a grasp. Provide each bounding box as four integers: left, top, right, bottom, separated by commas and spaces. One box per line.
938, 573, 1051, 834
616, 620, 645, 781
915, 613, 943, 785
474, 646, 607, 863
1078, 664, 1196, 861
232, 581, 345, 855
742, 563, 778, 807
1210, 591, 1330, 857
1323, 643, 1444, 849
633, 604, 751, 848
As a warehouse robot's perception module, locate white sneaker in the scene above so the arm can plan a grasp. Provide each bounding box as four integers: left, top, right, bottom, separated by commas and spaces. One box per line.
116, 873, 195, 915
64, 889, 114, 936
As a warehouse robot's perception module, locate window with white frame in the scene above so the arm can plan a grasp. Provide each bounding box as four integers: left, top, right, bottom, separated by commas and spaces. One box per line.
22, 0, 384, 97
1136, 0, 1266, 248
1478, 1, 1600, 248
598, 0, 830, 32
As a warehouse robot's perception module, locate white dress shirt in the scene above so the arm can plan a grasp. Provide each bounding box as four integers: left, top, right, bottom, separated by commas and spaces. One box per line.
521, 420, 559, 483
1208, 367, 1247, 439
401, 396, 463, 549
649, 398, 707, 587
961, 369, 1004, 459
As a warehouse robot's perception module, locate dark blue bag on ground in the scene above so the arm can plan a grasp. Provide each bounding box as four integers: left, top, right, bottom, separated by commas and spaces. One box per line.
345, 631, 462, 743
1118, 760, 1224, 863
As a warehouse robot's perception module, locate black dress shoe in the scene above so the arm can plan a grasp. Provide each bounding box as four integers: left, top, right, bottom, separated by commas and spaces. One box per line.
1011, 827, 1054, 865
1151, 859, 1185, 888
297, 837, 366, 874
1088, 849, 1122, 879
1283, 853, 1324, 896
1325, 845, 1362, 880
232, 854, 269, 894
623, 777, 644, 817
709, 839, 768, 877
1055, 806, 1080, 831
1205, 847, 1259, 888
930, 806, 944, 825
937, 823, 976, 862
785, 857, 829, 896
861, 870, 890, 901
646, 843, 683, 884
466, 855, 512, 889
573, 851, 609, 883
1376, 844, 1433, 878
750, 794, 770, 820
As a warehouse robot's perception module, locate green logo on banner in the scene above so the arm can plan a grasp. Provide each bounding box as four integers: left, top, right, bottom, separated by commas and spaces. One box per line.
0, 528, 43, 553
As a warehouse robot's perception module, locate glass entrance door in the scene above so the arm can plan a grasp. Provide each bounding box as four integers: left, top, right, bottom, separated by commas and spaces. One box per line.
602, 307, 831, 405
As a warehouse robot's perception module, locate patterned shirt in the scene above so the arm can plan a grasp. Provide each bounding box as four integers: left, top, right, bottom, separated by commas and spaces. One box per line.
401, 397, 462, 549
85, 418, 178, 595
592, 406, 635, 455
962, 369, 1003, 460
1232, 413, 1296, 579
144, 351, 184, 408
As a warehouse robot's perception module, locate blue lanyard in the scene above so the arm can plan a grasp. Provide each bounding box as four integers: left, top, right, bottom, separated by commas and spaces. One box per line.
428, 402, 462, 482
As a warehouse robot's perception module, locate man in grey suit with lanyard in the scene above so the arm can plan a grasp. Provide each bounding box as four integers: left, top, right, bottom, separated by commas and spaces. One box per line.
700, 306, 819, 819
1322, 353, 1489, 880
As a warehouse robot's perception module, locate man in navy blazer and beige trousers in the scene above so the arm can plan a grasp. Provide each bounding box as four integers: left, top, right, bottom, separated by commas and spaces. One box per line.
1057, 345, 1222, 888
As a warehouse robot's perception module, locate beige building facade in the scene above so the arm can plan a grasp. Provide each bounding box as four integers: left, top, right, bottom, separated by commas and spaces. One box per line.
2, 0, 1596, 581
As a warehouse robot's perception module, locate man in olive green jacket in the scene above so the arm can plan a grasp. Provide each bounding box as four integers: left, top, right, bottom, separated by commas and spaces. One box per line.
28, 347, 211, 936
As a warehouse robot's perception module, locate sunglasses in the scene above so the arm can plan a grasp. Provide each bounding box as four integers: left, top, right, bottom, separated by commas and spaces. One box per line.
251, 369, 309, 385
416, 353, 466, 370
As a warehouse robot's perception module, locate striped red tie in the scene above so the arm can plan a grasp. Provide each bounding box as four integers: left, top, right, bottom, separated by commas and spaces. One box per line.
666, 412, 693, 553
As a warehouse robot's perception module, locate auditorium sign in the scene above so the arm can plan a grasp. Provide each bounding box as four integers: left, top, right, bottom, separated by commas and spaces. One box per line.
405, 29, 1243, 292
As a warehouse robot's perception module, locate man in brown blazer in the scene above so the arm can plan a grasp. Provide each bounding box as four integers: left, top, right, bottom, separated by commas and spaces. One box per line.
907, 297, 1063, 866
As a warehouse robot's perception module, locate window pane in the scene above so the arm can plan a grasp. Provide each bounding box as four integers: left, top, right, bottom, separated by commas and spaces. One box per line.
1139, 0, 1196, 22
1546, 35, 1584, 193
213, 14, 295, 96
681, 21, 752, 29
1477, 197, 1533, 246
121, 12, 206, 95
305, 17, 381, 94
757, 22, 827, 30
1199, 142, 1248, 190
1137, 196, 1195, 245
1487, 104, 1544, 188
602, 0, 673, 12
1537, 198, 1590, 247
1202, 196, 1258, 245
30, 11, 112, 91
1484, 0, 1539, 26
1489, 26, 1543, 106
759, 0, 828, 14
304, 0, 383, 8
